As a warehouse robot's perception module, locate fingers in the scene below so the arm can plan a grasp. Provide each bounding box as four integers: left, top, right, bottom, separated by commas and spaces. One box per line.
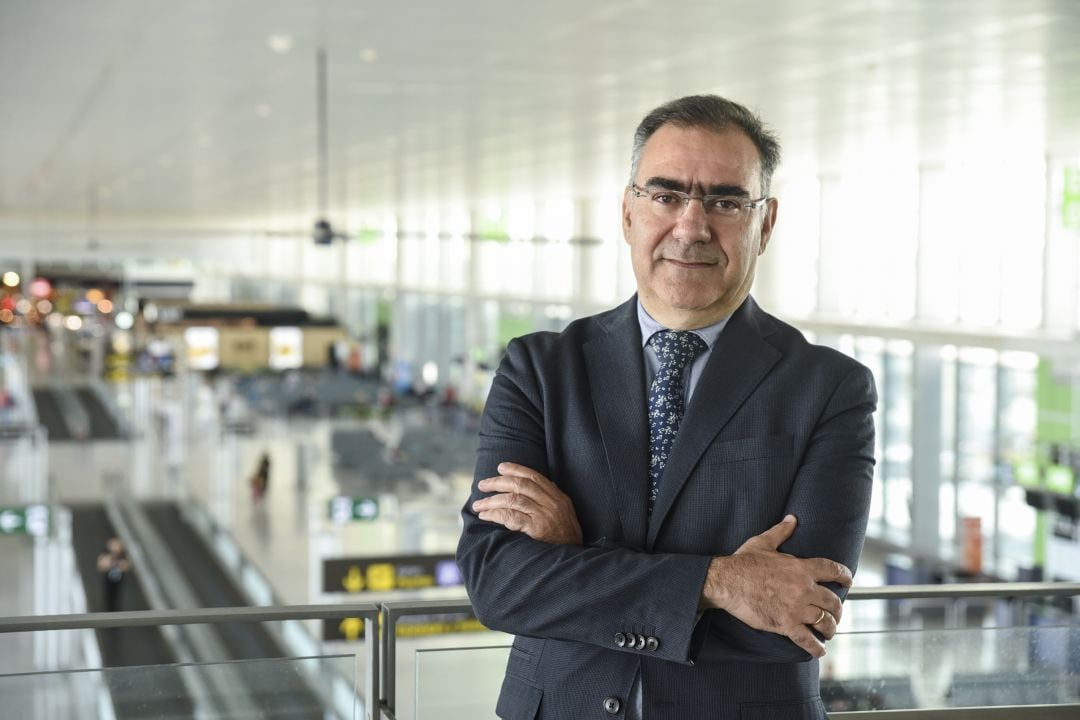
476, 463, 558, 503
785, 623, 827, 658
806, 557, 854, 588
475, 507, 530, 533
472, 487, 542, 516
742, 514, 797, 552
806, 606, 838, 640
472, 462, 583, 545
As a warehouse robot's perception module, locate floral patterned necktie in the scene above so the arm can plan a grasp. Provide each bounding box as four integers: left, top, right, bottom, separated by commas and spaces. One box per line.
647, 330, 707, 515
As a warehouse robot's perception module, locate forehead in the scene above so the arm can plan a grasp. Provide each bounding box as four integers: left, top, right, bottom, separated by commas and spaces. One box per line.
637, 124, 763, 192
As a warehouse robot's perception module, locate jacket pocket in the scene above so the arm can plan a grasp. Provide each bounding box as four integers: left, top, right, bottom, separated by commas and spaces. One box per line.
740, 696, 826, 720
506, 637, 544, 679
700, 434, 793, 465
496, 674, 543, 720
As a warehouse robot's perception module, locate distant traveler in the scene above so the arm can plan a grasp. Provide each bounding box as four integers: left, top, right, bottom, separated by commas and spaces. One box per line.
250, 451, 271, 501
458, 94, 877, 718
96, 538, 130, 612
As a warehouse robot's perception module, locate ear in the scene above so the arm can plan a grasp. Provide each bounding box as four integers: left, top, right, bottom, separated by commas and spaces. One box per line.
757, 197, 778, 256
621, 186, 633, 243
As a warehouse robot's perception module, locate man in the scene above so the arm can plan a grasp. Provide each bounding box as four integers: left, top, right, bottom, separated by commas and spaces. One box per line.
457, 95, 876, 719
97, 537, 131, 612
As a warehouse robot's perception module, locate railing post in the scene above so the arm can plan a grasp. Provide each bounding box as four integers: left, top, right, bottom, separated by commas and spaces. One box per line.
381, 603, 398, 718
365, 613, 379, 720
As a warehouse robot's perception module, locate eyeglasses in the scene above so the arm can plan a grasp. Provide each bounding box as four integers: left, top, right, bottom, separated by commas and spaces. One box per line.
629, 184, 769, 223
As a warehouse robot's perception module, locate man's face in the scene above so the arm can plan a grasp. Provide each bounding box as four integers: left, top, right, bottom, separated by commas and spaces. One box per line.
622, 124, 777, 330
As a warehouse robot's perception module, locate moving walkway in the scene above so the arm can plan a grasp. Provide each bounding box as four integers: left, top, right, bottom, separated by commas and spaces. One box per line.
31, 384, 124, 442
30, 388, 71, 441
68, 500, 328, 719
69, 505, 193, 718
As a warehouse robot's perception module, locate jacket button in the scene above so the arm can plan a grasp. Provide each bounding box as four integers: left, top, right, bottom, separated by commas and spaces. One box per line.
646, 636, 659, 652
634, 634, 646, 650
614, 633, 626, 648
603, 696, 621, 714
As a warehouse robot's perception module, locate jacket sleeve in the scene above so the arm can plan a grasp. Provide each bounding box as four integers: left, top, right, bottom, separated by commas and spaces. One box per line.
456, 337, 712, 665
694, 362, 878, 663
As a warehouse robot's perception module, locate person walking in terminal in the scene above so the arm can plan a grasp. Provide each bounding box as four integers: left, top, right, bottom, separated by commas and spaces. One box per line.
457, 95, 877, 719
97, 537, 131, 612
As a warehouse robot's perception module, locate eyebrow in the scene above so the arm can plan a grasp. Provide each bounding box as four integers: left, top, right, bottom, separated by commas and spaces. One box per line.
642, 176, 752, 198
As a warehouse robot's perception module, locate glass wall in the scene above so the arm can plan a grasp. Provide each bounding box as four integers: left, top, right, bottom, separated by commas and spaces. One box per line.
201, 148, 1077, 584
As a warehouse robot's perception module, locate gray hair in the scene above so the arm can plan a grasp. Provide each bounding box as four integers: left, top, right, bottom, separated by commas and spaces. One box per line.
629, 95, 781, 195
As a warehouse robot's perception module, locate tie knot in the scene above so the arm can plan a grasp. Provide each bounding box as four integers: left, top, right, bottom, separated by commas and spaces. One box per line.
648, 330, 706, 372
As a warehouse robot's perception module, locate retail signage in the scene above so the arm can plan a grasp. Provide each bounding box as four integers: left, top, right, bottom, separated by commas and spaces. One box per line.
327, 496, 379, 524
269, 327, 303, 370
322, 553, 462, 594
0, 505, 49, 536
323, 610, 483, 641
184, 327, 219, 370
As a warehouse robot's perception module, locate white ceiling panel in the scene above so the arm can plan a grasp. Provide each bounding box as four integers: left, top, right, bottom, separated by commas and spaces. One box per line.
1, 0, 1078, 243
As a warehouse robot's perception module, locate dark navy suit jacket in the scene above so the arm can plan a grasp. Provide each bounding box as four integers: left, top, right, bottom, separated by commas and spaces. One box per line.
457, 295, 877, 719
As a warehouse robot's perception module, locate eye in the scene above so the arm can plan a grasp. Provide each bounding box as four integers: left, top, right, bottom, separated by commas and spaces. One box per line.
651, 192, 681, 205
707, 197, 741, 213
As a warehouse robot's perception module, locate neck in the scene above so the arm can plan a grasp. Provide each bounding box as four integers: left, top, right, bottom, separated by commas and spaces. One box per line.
639, 295, 743, 331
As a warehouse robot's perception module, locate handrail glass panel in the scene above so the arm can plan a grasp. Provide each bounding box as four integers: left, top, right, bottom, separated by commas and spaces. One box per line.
0, 653, 358, 720
415, 645, 510, 720
410, 625, 1079, 717
824, 624, 1079, 711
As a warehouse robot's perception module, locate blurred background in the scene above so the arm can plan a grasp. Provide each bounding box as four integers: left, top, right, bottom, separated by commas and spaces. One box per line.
1, 1, 1079, 717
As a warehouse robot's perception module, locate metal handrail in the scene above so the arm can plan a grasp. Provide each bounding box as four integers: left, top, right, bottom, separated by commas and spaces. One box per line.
0, 603, 379, 633
0, 603, 382, 720
837, 707, 1080, 719
845, 582, 1080, 600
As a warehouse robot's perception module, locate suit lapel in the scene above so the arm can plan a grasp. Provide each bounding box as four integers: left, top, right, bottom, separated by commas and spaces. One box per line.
584, 298, 650, 548
647, 297, 783, 547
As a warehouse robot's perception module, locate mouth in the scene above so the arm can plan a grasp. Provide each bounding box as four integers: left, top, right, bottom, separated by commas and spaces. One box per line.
662, 258, 716, 269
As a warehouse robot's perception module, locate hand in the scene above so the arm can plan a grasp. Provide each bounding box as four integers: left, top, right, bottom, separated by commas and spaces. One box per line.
700, 514, 852, 658
471, 462, 583, 545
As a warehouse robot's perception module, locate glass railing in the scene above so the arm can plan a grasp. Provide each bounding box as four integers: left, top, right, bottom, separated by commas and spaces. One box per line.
0, 604, 380, 720
406, 626, 1080, 720
823, 623, 1078, 710
382, 584, 1080, 720
0, 653, 357, 720
1, 585, 1077, 720
415, 646, 510, 720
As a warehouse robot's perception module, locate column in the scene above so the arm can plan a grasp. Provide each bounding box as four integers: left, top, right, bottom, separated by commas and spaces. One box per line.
910, 344, 943, 559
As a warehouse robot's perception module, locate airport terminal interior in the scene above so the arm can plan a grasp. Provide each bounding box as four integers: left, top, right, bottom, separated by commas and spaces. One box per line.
1, 1, 1079, 717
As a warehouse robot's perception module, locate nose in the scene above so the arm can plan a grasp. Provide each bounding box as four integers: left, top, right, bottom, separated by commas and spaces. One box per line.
672, 197, 711, 244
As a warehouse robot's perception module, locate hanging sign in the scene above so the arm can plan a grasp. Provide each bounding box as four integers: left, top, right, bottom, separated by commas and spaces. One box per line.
322, 553, 462, 594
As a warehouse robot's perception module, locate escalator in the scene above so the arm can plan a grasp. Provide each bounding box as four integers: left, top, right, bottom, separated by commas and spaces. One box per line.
142, 502, 325, 719
69, 505, 194, 718
30, 388, 71, 441
74, 386, 122, 440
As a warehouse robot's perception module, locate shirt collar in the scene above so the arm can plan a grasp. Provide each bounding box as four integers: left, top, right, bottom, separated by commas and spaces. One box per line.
636, 299, 730, 350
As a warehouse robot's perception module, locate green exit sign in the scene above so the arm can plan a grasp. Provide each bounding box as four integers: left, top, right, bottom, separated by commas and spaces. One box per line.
0, 505, 49, 536
328, 496, 379, 524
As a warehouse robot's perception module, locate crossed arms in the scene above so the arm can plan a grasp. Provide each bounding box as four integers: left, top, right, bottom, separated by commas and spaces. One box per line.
457, 338, 877, 664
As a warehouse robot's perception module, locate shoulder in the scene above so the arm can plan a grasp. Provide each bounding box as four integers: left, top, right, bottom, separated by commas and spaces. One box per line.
502, 300, 631, 371
752, 301, 875, 388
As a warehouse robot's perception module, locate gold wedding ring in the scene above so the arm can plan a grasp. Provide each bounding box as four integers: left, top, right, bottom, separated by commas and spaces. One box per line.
812, 608, 826, 626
